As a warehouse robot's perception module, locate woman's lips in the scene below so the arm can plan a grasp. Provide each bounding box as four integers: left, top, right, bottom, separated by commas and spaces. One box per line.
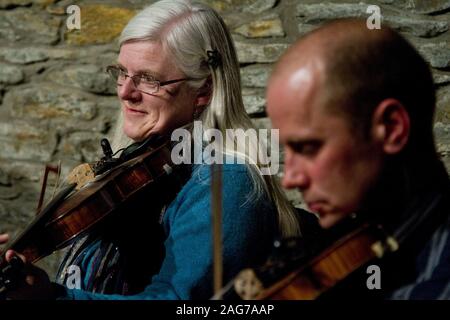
125, 106, 147, 115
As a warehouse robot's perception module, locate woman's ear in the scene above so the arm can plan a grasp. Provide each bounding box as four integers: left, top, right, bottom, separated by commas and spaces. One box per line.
195, 77, 212, 108
371, 98, 410, 155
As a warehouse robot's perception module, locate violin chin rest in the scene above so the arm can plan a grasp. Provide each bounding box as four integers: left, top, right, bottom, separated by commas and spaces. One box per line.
67, 163, 95, 190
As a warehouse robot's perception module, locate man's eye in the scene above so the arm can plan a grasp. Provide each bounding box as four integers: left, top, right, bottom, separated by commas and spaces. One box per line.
301, 144, 320, 156
290, 142, 321, 156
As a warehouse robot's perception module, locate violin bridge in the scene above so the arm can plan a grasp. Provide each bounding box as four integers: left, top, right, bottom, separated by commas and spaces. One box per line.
234, 268, 264, 300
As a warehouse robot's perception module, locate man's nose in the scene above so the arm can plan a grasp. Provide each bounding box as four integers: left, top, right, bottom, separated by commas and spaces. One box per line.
282, 152, 310, 190
282, 165, 310, 190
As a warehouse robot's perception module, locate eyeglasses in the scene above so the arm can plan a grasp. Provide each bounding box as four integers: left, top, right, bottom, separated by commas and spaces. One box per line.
106, 65, 192, 95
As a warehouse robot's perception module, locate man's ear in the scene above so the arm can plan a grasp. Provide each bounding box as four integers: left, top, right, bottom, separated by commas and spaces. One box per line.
371, 98, 410, 155
195, 77, 212, 108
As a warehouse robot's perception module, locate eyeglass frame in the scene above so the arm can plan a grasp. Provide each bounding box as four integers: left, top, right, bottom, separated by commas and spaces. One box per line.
106, 65, 194, 95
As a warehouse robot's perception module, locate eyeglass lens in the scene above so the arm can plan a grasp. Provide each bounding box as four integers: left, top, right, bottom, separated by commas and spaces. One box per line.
108, 66, 159, 94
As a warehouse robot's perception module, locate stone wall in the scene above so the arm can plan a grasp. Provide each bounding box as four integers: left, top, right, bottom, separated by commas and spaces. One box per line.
0, 0, 449, 276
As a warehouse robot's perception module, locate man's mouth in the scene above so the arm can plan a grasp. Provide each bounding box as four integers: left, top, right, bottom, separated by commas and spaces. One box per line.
306, 201, 326, 214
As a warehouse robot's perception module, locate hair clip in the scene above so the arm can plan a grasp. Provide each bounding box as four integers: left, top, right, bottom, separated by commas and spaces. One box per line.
206, 49, 221, 69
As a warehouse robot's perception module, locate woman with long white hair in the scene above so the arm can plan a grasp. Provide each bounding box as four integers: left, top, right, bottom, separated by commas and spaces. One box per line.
1, 0, 300, 300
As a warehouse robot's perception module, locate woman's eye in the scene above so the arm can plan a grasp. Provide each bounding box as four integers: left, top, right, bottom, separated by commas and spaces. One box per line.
140, 75, 154, 82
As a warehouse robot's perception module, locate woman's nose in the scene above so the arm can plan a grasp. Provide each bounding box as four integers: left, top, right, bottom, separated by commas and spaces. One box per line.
117, 77, 141, 101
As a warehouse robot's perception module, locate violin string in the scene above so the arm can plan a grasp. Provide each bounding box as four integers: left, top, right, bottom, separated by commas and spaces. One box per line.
51, 160, 62, 198
112, 147, 126, 157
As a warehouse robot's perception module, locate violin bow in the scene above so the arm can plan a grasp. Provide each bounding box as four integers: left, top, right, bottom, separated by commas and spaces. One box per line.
36, 162, 61, 215
211, 162, 223, 299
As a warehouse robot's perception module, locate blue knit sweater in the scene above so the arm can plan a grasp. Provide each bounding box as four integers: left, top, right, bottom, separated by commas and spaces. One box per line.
58, 163, 277, 300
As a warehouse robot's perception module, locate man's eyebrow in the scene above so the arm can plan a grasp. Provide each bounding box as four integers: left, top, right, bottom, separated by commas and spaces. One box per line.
286, 138, 320, 146
286, 135, 309, 144
116, 62, 162, 78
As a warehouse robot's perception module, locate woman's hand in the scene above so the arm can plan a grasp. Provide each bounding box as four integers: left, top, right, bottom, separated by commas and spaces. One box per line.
0, 233, 55, 300
0, 233, 9, 247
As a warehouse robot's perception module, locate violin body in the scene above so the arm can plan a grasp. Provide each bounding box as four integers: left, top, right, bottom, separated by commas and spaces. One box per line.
0, 137, 186, 273
257, 224, 383, 299
228, 222, 399, 300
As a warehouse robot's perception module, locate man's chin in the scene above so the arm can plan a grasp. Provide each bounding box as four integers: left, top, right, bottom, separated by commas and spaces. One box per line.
317, 212, 348, 229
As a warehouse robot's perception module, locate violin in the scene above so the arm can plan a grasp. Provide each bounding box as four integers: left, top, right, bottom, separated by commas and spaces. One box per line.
216, 219, 399, 300
0, 135, 187, 294
232, 191, 448, 300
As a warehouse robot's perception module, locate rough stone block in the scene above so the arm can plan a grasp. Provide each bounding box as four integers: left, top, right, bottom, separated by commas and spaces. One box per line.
235, 41, 289, 63
0, 8, 61, 44
418, 42, 450, 68
436, 85, 450, 123
0, 0, 31, 8
395, 0, 450, 14
242, 0, 277, 14
242, 88, 266, 115
434, 71, 450, 86
47, 64, 116, 95
0, 120, 57, 162
296, 3, 448, 38
241, 64, 272, 88
64, 5, 136, 45
202, 0, 275, 13
234, 16, 285, 38
3, 84, 98, 121
58, 131, 104, 162
0, 47, 49, 64
0, 63, 24, 85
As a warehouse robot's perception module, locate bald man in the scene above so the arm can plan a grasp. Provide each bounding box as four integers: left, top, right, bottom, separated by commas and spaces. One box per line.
267, 19, 450, 299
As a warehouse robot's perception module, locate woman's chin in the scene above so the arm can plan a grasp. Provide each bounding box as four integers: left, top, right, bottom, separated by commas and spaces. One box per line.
124, 125, 159, 142
123, 127, 144, 141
